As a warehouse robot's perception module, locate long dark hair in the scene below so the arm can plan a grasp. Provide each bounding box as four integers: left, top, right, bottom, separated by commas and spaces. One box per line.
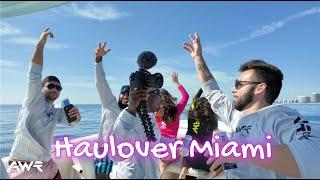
157, 89, 178, 123
188, 97, 218, 136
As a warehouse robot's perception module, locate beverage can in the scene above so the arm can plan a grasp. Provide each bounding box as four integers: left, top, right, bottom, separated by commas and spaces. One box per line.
62, 98, 70, 106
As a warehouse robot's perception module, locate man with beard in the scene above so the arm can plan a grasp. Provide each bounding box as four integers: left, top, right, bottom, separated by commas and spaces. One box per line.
93, 41, 130, 179
8, 28, 81, 179
182, 33, 320, 178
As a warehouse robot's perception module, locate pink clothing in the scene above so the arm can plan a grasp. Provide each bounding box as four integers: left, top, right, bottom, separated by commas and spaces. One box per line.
156, 85, 189, 138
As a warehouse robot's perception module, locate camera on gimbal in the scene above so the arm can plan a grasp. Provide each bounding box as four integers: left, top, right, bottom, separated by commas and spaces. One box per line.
129, 51, 163, 142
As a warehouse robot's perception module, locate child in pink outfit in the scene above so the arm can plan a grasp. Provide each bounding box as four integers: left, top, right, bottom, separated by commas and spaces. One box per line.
155, 85, 189, 138
154, 72, 189, 176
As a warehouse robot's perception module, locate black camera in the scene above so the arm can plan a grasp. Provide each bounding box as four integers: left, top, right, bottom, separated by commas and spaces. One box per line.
129, 69, 163, 90
129, 51, 163, 142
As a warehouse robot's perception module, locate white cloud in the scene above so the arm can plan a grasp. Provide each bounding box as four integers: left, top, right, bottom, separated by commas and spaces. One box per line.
203, 6, 320, 56
0, 59, 23, 67
63, 82, 95, 88
0, 23, 22, 36
62, 75, 116, 88
5, 36, 68, 49
69, 2, 130, 21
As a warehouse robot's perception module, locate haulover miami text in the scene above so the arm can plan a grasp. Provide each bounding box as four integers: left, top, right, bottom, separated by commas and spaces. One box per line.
54, 135, 273, 161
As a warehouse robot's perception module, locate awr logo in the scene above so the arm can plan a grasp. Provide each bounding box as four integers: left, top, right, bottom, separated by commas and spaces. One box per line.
8, 161, 43, 172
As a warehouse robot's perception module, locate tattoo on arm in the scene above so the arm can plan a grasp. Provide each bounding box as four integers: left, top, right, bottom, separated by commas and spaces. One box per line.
195, 58, 213, 84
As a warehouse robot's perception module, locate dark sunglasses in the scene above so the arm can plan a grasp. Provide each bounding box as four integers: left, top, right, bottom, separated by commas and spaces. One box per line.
234, 79, 262, 90
47, 83, 62, 91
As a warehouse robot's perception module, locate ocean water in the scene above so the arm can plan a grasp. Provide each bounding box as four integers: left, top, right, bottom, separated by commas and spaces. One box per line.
0, 104, 319, 158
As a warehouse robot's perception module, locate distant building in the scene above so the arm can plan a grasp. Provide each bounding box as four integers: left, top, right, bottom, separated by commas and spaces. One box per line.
311, 92, 320, 103
297, 96, 311, 103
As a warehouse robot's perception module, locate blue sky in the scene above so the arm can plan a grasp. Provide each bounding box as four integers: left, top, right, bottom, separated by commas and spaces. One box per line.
1, 1, 320, 104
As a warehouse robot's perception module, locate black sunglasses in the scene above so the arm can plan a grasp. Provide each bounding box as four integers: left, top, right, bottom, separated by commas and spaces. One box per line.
47, 83, 62, 91
234, 80, 262, 90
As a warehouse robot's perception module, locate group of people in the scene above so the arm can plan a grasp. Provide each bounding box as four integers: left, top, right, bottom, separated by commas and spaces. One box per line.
3, 28, 320, 179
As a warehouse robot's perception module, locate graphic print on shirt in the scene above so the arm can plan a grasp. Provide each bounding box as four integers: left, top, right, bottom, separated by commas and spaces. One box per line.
192, 119, 201, 134
236, 125, 252, 137
160, 121, 166, 129
294, 116, 312, 140
42, 106, 55, 126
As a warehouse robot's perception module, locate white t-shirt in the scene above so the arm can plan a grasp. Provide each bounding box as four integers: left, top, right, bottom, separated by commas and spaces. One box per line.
202, 78, 320, 178
9, 63, 77, 162
95, 62, 122, 145
110, 110, 161, 179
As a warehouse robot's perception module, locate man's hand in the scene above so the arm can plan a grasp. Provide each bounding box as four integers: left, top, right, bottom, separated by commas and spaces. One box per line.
182, 33, 213, 85
204, 147, 237, 173
95, 42, 111, 63
32, 28, 53, 65
171, 72, 180, 86
127, 85, 148, 116
183, 32, 203, 60
197, 165, 223, 179
37, 28, 54, 48
68, 106, 81, 123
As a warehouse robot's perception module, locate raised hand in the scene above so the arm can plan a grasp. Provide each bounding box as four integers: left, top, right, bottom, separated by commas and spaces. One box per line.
182, 33, 213, 84
37, 28, 54, 48
182, 32, 202, 59
171, 72, 180, 86
127, 85, 148, 116
95, 42, 111, 63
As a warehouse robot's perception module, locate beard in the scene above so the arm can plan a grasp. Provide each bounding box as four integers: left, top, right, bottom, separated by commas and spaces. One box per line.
233, 86, 255, 111
118, 100, 128, 110
45, 92, 59, 102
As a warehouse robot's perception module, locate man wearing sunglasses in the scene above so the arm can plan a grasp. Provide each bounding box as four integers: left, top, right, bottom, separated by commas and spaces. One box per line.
93, 41, 132, 179
8, 28, 81, 179
183, 33, 320, 178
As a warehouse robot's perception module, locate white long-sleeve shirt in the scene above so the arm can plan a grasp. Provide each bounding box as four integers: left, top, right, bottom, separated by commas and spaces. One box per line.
9, 62, 78, 162
110, 109, 161, 179
95, 62, 122, 145
202, 78, 320, 178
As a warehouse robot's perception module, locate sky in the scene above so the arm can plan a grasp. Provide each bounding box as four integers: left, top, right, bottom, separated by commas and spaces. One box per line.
1, 1, 320, 105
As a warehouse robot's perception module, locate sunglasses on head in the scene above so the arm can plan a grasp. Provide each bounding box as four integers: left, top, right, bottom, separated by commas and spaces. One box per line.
234, 79, 262, 90
47, 83, 62, 91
